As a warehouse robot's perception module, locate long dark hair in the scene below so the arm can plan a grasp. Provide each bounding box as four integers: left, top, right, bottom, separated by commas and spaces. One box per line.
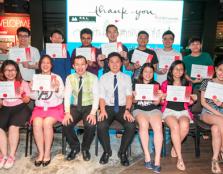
167, 60, 189, 86
38, 55, 53, 73
137, 63, 155, 84
0, 60, 22, 82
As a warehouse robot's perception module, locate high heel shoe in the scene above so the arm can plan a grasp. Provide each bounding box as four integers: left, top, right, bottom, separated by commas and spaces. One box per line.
218, 151, 223, 162
42, 159, 51, 167
34, 160, 42, 167
212, 159, 222, 174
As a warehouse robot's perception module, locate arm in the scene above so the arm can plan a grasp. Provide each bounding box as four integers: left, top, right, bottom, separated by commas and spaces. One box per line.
53, 75, 65, 99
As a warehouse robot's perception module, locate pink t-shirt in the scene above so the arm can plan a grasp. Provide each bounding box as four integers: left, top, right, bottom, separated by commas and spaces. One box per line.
3, 80, 30, 107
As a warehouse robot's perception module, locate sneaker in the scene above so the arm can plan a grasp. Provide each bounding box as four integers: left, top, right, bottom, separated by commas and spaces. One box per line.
0, 156, 7, 169
144, 161, 154, 169
153, 165, 161, 173
4, 156, 15, 169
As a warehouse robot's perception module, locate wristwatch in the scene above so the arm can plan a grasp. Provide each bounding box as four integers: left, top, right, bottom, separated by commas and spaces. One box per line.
125, 108, 130, 112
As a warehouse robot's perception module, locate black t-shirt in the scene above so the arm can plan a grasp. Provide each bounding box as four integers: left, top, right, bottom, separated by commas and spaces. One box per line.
166, 101, 185, 111
128, 48, 158, 79
133, 80, 160, 111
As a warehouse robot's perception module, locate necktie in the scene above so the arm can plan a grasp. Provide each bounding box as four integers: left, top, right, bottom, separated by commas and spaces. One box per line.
114, 75, 119, 113
77, 76, 82, 109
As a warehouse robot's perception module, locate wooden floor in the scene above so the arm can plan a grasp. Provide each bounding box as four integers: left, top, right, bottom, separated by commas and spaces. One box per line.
121, 136, 214, 174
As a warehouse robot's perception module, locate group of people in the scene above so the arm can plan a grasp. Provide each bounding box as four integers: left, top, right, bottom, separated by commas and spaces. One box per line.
0, 24, 222, 174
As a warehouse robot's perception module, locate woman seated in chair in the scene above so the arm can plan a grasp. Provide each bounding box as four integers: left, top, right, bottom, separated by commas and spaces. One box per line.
200, 56, 223, 174
132, 63, 163, 173
29, 55, 64, 167
161, 60, 197, 171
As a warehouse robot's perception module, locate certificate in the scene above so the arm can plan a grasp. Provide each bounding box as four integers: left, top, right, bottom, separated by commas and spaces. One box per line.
76, 47, 96, 61
32, 74, 54, 91
46, 43, 67, 58
0, 81, 21, 98
158, 55, 181, 69
9, 47, 32, 62
166, 85, 192, 102
204, 82, 223, 102
191, 64, 214, 79
101, 42, 122, 57
135, 84, 159, 101
131, 49, 153, 66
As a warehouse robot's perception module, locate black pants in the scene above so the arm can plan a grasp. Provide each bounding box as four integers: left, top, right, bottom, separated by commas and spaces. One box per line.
97, 106, 136, 154
63, 105, 96, 151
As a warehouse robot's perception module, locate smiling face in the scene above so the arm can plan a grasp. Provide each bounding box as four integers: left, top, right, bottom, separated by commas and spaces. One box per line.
3, 64, 17, 81
17, 31, 30, 47
172, 63, 184, 79
142, 66, 154, 82
106, 26, 119, 43
215, 64, 223, 81
162, 34, 174, 49
108, 56, 122, 73
40, 57, 52, 74
73, 57, 88, 76
81, 33, 92, 47
189, 41, 202, 54
50, 32, 64, 43
137, 34, 149, 47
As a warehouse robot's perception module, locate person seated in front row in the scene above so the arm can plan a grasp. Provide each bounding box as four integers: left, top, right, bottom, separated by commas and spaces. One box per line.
97, 52, 136, 166
161, 60, 197, 171
29, 55, 65, 167
62, 55, 99, 161
200, 56, 223, 174
0, 60, 31, 169
132, 63, 163, 173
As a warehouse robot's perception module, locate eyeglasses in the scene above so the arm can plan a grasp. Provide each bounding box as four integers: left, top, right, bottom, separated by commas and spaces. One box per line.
18, 34, 29, 39
163, 38, 174, 41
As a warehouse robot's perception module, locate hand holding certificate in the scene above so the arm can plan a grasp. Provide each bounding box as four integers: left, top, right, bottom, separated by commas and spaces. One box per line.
204, 82, 223, 102
101, 42, 122, 57
32, 74, 55, 91
135, 84, 159, 101
46, 43, 67, 58
191, 64, 214, 79
9, 47, 32, 62
131, 50, 153, 66
0, 81, 21, 98
158, 55, 181, 69
76, 47, 96, 61
166, 85, 192, 102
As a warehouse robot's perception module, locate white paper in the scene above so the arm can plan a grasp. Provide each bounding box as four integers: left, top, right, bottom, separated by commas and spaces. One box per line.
101, 42, 119, 57
32, 74, 54, 91
9, 47, 31, 62
135, 84, 159, 101
204, 81, 223, 102
0, 81, 17, 98
46, 43, 67, 58
191, 64, 212, 79
131, 49, 149, 66
158, 55, 176, 69
76, 47, 96, 61
166, 85, 190, 102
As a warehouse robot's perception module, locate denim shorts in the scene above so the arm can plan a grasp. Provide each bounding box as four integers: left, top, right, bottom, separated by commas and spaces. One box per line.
201, 103, 223, 115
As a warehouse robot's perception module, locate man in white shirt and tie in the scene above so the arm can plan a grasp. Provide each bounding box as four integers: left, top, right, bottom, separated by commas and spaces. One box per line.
97, 52, 136, 166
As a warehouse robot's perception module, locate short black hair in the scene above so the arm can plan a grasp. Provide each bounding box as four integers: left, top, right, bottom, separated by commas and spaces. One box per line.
80, 28, 93, 38
107, 52, 123, 62
106, 24, 118, 33
162, 30, 175, 39
17, 27, 30, 36
214, 55, 223, 68
72, 55, 87, 65
188, 37, 202, 45
50, 29, 64, 38
138, 30, 149, 37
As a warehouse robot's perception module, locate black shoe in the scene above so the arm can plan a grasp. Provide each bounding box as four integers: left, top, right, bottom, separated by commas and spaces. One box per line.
66, 149, 80, 161
82, 150, 91, 161
34, 160, 42, 167
99, 152, 112, 164
42, 159, 51, 167
119, 153, 129, 166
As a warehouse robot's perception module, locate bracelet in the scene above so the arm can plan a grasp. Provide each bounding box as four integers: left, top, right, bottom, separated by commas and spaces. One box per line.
125, 108, 130, 112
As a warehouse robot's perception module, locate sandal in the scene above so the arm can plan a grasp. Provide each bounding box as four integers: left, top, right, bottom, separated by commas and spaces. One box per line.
171, 147, 177, 158
177, 159, 186, 171
212, 159, 222, 174
219, 151, 223, 163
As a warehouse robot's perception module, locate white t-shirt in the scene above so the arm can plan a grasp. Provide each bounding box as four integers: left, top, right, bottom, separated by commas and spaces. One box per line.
9, 45, 40, 81
155, 48, 182, 84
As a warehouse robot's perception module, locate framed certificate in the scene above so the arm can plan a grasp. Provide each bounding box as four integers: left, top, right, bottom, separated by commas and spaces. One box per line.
204, 81, 223, 102
0, 81, 21, 98
166, 85, 192, 102
101, 42, 122, 57
158, 55, 181, 69
9, 47, 32, 62
76, 47, 96, 61
135, 84, 159, 101
32, 74, 54, 91
191, 65, 214, 79
46, 43, 67, 58
131, 49, 153, 66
